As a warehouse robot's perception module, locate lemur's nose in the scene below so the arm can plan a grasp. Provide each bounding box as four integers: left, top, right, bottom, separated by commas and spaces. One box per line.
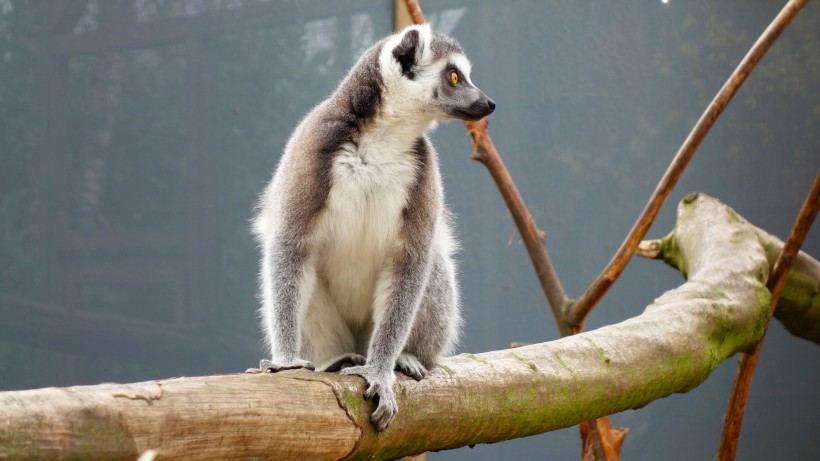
487, 99, 496, 113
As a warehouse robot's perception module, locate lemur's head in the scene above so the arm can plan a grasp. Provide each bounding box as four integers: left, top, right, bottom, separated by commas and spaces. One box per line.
378, 24, 495, 122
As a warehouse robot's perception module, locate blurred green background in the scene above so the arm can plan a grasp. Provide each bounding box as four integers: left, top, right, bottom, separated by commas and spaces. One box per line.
1, 1, 817, 459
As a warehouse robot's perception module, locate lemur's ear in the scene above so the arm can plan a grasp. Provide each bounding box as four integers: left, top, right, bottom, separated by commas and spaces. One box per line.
391, 28, 424, 79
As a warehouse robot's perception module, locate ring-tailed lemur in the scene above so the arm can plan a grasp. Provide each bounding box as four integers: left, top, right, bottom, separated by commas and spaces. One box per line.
250, 24, 494, 431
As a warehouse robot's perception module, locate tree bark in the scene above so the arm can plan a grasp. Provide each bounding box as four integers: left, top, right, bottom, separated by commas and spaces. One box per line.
646, 197, 820, 346
1, 193, 816, 460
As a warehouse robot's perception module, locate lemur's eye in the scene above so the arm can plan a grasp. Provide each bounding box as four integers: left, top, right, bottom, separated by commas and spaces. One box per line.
450, 71, 459, 85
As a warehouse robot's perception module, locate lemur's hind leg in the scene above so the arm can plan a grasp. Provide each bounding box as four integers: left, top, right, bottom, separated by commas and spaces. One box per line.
401, 250, 460, 376
300, 283, 358, 368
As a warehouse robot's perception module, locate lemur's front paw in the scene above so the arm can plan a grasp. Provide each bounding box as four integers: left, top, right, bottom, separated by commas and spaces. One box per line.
256, 358, 315, 373
340, 365, 398, 431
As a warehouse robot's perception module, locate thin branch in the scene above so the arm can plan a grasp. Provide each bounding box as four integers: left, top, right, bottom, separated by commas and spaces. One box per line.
466, 118, 572, 335
566, 0, 809, 329
765, 176, 820, 309
581, 418, 629, 461
717, 169, 820, 461
401, 0, 425, 26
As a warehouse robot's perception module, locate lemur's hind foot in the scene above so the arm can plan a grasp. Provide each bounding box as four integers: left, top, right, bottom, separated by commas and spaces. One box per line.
396, 352, 427, 381
321, 353, 367, 372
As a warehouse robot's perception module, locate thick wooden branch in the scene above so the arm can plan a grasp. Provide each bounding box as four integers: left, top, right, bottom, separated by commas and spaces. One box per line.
2, 194, 800, 460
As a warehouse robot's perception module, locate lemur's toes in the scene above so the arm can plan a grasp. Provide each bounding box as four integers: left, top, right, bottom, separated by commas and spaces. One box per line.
371, 392, 398, 431
258, 358, 315, 373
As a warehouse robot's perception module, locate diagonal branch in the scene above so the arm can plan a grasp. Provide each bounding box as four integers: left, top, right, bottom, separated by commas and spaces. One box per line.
717, 169, 820, 461
465, 118, 571, 335
401, 0, 425, 26
566, 0, 809, 329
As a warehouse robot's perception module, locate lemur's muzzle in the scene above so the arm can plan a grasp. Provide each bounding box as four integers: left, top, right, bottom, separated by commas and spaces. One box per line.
456, 90, 495, 121
470, 92, 496, 119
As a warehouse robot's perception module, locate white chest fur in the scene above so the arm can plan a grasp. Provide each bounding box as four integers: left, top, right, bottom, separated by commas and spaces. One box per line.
314, 130, 421, 324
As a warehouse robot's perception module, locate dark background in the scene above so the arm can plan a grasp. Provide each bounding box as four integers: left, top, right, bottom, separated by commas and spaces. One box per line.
1, 1, 817, 459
